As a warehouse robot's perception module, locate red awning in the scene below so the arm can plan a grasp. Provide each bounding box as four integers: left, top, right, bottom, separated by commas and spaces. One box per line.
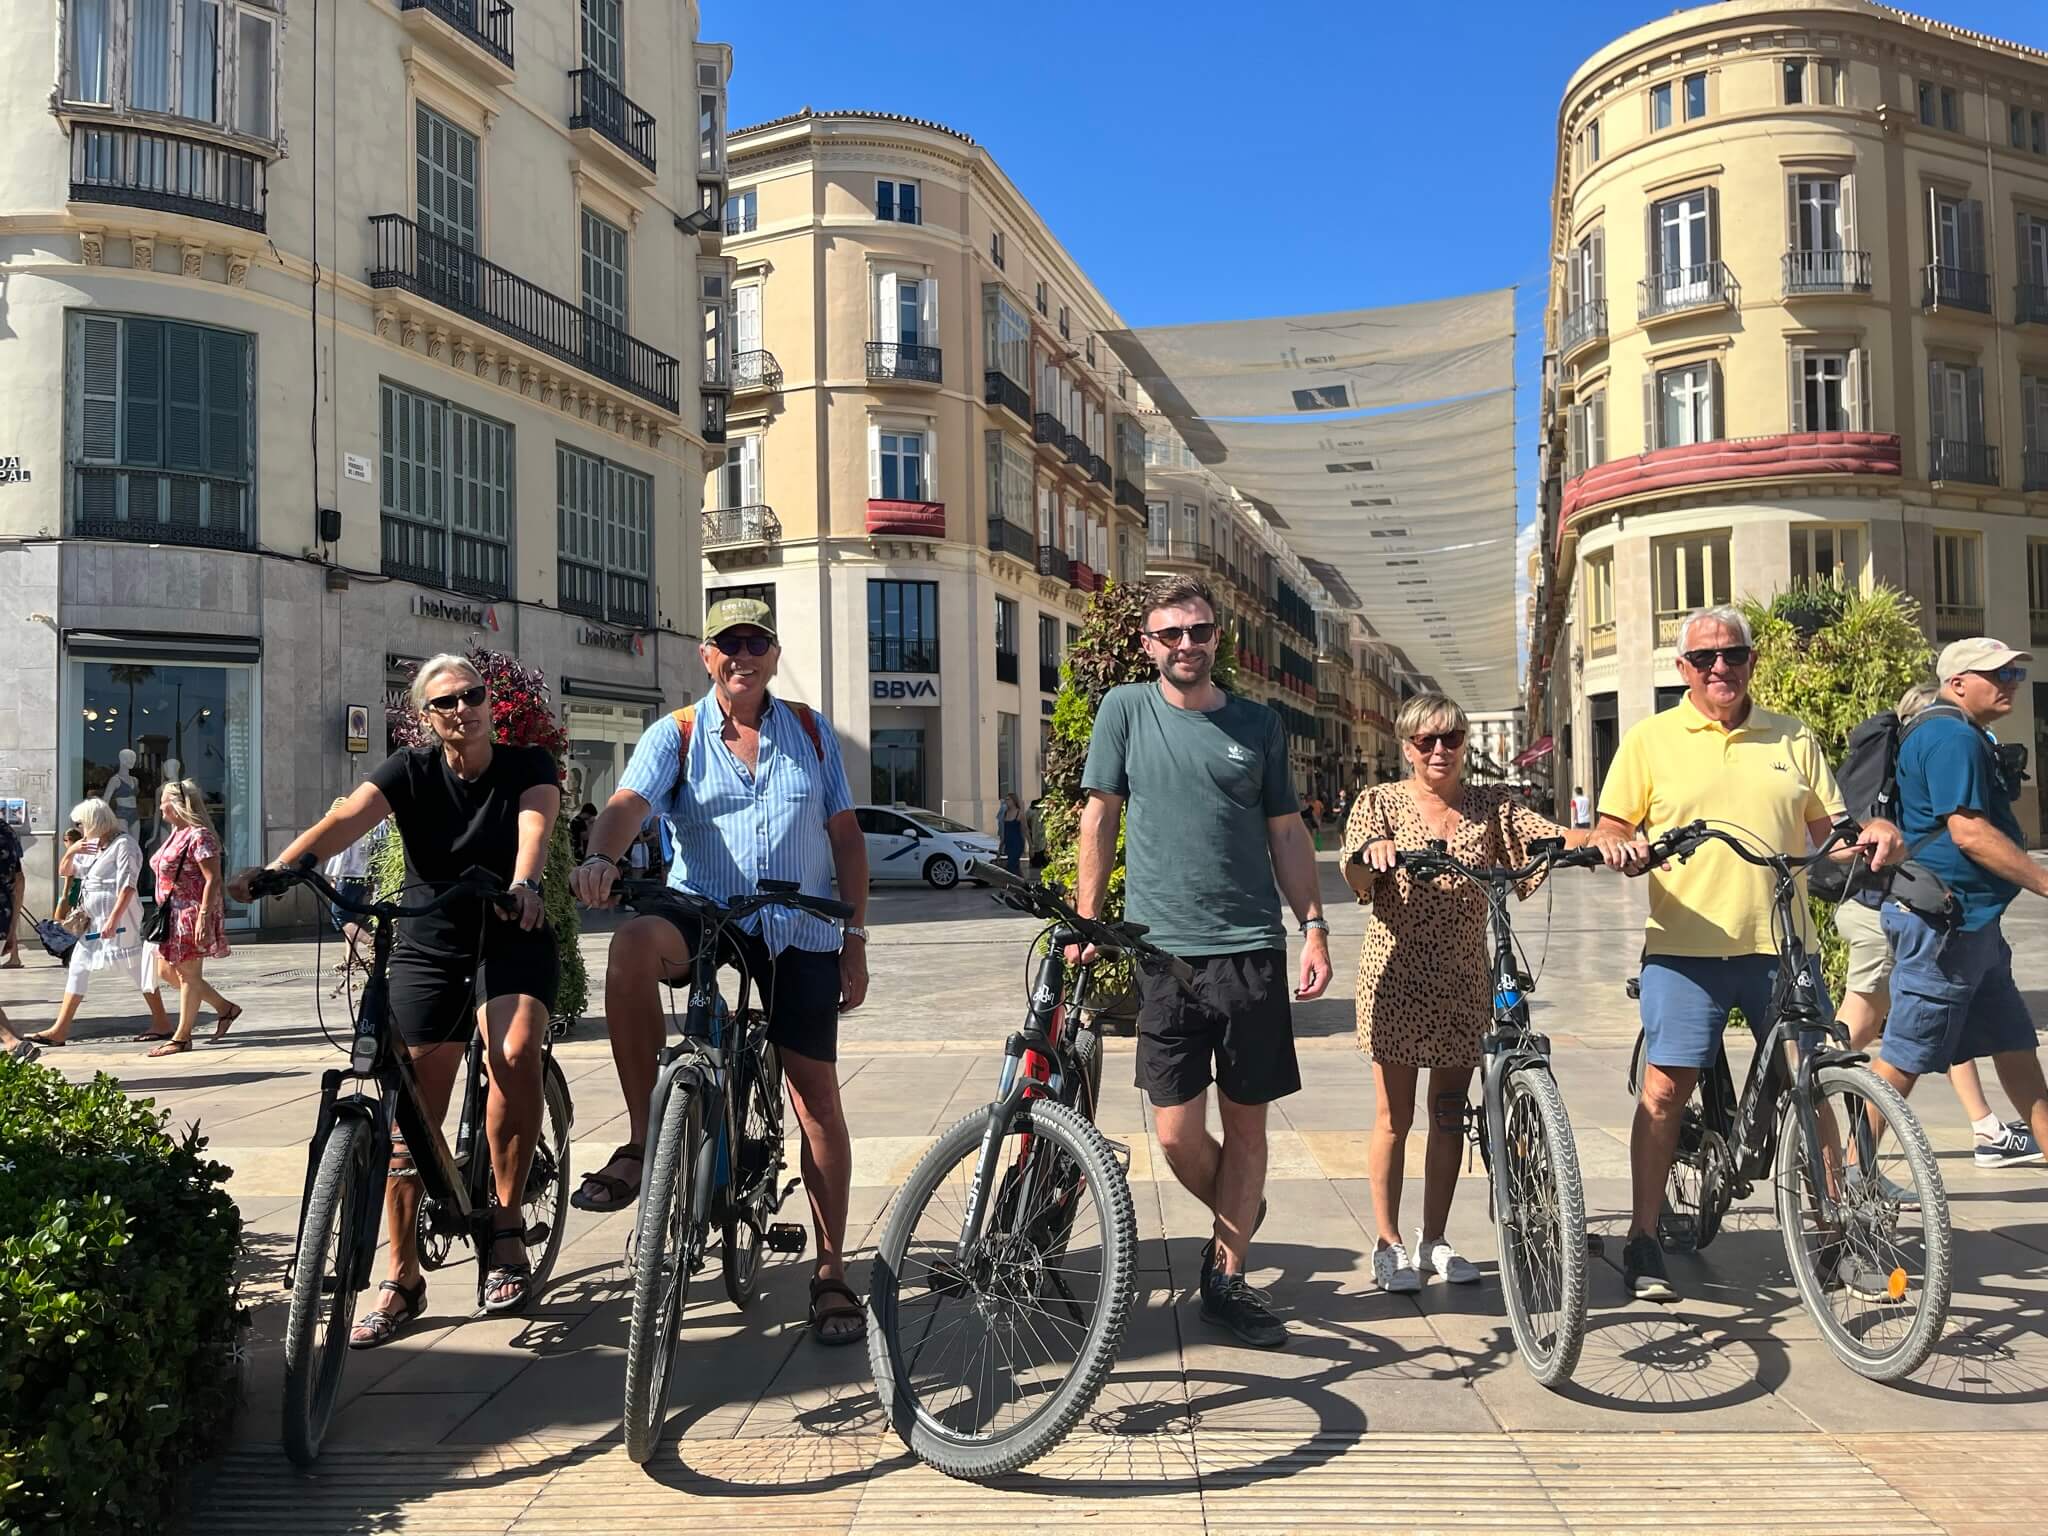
1511, 735, 1555, 768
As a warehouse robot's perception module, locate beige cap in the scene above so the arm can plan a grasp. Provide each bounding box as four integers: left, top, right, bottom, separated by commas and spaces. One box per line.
1935, 636, 2032, 681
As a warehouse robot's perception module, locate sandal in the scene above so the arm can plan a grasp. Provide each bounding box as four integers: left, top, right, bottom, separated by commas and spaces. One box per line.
482, 1218, 533, 1315
210, 1003, 242, 1043
571, 1143, 644, 1212
350, 1277, 427, 1350
131, 1029, 174, 1043
147, 1037, 192, 1057
808, 1276, 867, 1347
26, 1032, 69, 1048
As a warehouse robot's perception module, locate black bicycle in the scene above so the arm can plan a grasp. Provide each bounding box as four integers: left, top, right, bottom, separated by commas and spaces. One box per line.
868, 859, 1192, 1480
609, 877, 854, 1464
248, 860, 575, 1467
1625, 820, 1952, 1381
1351, 835, 1604, 1387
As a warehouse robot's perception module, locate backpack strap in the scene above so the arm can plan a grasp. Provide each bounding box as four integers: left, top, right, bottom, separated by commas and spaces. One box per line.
670, 700, 822, 763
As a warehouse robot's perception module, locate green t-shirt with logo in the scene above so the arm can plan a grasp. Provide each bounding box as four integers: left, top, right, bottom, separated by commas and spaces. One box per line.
1080, 681, 1298, 957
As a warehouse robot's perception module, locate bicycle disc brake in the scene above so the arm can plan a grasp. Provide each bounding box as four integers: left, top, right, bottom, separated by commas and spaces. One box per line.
415, 1199, 457, 1271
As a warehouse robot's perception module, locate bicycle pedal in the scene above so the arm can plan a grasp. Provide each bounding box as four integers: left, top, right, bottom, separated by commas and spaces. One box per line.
765, 1223, 807, 1254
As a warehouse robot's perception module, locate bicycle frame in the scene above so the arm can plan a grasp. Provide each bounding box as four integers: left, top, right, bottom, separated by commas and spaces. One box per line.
1471, 879, 1559, 1219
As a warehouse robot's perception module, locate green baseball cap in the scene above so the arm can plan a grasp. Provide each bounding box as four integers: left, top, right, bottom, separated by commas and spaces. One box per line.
704, 596, 777, 642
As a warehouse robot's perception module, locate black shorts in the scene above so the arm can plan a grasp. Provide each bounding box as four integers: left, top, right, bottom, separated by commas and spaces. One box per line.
386, 931, 561, 1048
1134, 948, 1299, 1108
651, 910, 843, 1064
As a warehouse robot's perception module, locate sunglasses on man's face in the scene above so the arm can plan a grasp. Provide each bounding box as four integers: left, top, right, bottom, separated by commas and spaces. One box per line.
1975, 665, 2027, 686
711, 632, 775, 658
1410, 729, 1466, 753
425, 683, 488, 713
1680, 645, 1753, 672
1144, 622, 1219, 647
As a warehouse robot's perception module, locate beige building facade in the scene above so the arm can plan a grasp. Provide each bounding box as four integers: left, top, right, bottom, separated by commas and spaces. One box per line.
0, 0, 730, 917
1531, 0, 2048, 842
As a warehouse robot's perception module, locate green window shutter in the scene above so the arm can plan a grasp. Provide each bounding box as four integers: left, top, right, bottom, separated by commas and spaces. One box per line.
76, 313, 122, 462
204, 329, 245, 477
124, 318, 164, 465
163, 323, 206, 471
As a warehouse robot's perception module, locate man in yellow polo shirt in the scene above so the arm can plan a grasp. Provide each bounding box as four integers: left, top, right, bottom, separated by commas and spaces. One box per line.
1590, 605, 1901, 1301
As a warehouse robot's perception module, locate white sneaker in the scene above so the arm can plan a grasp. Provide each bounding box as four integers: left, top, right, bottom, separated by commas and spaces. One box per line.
1373, 1241, 1421, 1294
1413, 1230, 1481, 1285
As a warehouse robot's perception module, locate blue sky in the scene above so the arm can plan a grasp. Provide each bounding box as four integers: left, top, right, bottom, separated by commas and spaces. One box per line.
718, 0, 2048, 564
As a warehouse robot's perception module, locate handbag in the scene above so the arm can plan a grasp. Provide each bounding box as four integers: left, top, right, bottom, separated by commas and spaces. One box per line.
141, 841, 189, 946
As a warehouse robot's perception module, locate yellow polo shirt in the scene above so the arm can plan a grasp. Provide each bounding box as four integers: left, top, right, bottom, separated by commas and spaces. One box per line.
1597, 696, 1843, 958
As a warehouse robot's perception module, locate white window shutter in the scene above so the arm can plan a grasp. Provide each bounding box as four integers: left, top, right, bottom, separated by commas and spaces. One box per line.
867, 423, 881, 498
1788, 345, 1808, 434
921, 278, 937, 349
1566, 247, 1581, 311
1965, 365, 1986, 444
876, 272, 898, 344
922, 427, 936, 502
1842, 173, 1858, 251
1928, 360, 1948, 442
741, 434, 761, 505
1708, 360, 1722, 440
1786, 177, 1800, 251
735, 284, 761, 354
1643, 371, 1658, 453
1852, 347, 1872, 432
1591, 392, 1607, 464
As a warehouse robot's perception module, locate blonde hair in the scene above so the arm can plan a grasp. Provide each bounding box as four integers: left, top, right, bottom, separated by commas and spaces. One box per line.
409, 653, 484, 711
70, 796, 121, 841
1394, 691, 1467, 748
1897, 681, 1941, 721
160, 778, 217, 836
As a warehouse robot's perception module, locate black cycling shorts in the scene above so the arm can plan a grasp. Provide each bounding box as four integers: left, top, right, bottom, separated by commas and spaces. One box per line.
648, 909, 843, 1063
1134, 948, 1300, 1108
385, 930, 560, 1048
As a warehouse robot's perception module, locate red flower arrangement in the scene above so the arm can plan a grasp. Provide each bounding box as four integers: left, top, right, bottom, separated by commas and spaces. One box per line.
389, 648, 570, 762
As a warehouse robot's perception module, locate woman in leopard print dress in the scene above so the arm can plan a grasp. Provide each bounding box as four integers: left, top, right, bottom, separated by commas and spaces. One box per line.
1340, 692, 1604, 1294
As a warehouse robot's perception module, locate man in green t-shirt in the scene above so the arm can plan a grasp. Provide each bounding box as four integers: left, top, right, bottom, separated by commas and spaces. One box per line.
1077, 575, 1331, 1349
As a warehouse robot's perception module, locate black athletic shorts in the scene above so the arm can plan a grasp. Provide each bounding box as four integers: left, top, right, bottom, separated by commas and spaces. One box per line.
385, 929, 561, 1048
650, 910, 844, 1064
1134, 948, 1300, 1108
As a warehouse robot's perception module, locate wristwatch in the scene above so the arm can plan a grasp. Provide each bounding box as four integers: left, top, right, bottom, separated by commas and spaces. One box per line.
514, 877, 543, 896
1300, 916, 1330, 935
844, 924, 870, 941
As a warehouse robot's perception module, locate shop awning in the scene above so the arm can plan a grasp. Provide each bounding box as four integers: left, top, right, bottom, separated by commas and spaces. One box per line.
1512, 735, 1555, 768
561, 677, 666, 707
65, 629, 263, 663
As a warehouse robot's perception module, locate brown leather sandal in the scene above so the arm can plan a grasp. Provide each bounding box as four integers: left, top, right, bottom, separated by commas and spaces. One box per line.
808, 1276, 867, 1347
570, 1143, 644, 1212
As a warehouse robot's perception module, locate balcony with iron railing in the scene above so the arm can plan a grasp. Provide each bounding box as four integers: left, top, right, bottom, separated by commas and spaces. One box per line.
567, 68, 656, 183
987, 517, 1036, 563
732, 349, 782, 393
380, 516, 510, 598
1037, 545, 1073, 584
1639, 261, 1738, 322
367, 214, 678, 412
397, 0, 515, 80
867, 341, 942, 384
702, 391, 726, 444
74, 467, 251, 550
1783, 248, 1872, 295
1588, 620, 1617, 658
1032, 412, 1063, 452
1071, 562, 1102, 593
1935, 603, 1985, 642
1115, 477, 1146, 513
2019, 284, 2048, 327
1085, 452, 1112, 489
984, 369, 1030, 421
1929, 437, 2000, 486
558, 560, 649, 627
702, 504, 780, 549
69, 123, 267, 233
1059, 431, 1088, 467
1038, 658, 1062, 693
1924, 264, 1992, 314
1145, 535, 1213, 568
724, 209, 757, 236
703, 355, 729, 392
1559, 300, 1607, 354
2027, 448, 2048, 493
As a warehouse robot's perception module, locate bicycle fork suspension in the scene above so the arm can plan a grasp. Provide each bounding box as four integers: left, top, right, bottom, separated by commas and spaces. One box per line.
956, 1035, 1034, 1262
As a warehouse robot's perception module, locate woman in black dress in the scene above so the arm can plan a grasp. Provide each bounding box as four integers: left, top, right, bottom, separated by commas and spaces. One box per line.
231, 654, 560, 1344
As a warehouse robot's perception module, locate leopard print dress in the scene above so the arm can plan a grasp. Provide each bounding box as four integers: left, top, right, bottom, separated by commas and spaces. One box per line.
1340, 782, 1568, 1070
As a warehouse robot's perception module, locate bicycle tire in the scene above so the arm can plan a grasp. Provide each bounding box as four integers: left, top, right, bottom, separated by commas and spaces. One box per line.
522, 1057, 574, 1293
1495, 1067, 1588, 1388
869, 1098, 1136, 1480
282, 1116, 374, 1467
723, 1039, 783, 1307
623, 1081, 702, 1464
1773, 1064, 1951, 1382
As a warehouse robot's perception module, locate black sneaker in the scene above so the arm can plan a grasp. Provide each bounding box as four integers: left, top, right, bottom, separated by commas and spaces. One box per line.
1623, 1232, 1676, 1301
1199, 1196, 1269, 1288
1200, 1270, 1287, 1349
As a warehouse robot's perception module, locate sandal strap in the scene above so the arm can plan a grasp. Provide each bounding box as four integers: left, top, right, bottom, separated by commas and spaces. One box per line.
608, 1143, 645, 1164
809, 1276, 861, 1312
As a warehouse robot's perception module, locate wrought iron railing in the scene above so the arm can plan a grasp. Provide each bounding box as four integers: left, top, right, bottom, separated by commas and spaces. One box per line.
2026, 448, 2048, 492
987, 518, 1036, 562
867, 341, 942, 383
1924, 263, 1991, 313
1060, 431, 1087, 465
733, 349, 782, 392
1086, 452, 1111, 488
1144, 536, 1212, 565
368, 214, 678, 410
703, 355, 729, 390
70, 124, 266, 232
398, 0, 514, 67
702, 392, 726, 444
568, 69, 656, 173
1559, 300, 1606, 352
1928, 437, 2000, 485
984, 369, 1030, 419
1783, 248, 1871, 293
2018, 283, 2048, 327
1935, 603, 1984, 641
1032, 412, 1063, 448
1038, 660, 1062, 693
702, 505, 780, 547
559, 559, 650, 626
1638, 260, 1738, 320
1115, 478, 1146, 513
1037, 544, 1073, 583
74, 467, 250, 549
724, 210, 757, 236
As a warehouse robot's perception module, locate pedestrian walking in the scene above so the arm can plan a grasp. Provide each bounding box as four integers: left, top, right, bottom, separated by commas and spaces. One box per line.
1569, 785, 1591, 829
27, 799, 174, 1047
1075, 574, 1331, 1349
997, 791, 1026, 874
144, 779, 241, 1056
0, 816, 22, 970
323, 799, 384, 979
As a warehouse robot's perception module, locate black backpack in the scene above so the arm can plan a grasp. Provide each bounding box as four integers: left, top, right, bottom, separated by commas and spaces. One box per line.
1811, 701, 1978, 906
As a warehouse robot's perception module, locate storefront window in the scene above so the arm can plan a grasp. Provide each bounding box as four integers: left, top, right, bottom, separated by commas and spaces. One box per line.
564, 699, 655, 810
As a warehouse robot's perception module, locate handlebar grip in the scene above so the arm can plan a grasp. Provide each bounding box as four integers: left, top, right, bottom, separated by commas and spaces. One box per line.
803, 895, 856, 922
248, 867, 295, 900
1166, 954, 1197, 987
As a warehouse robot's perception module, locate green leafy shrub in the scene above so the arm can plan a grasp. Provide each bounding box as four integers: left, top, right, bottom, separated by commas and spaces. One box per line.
0, 1058, 242, 1535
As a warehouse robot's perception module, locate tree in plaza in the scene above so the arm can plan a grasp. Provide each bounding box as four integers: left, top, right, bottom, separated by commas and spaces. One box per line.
377, 647, 588, 1027
1041, 579, 1238, 1002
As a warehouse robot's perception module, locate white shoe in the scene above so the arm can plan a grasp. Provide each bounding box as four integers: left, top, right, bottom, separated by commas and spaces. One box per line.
1373, 1241, 1421, 1294
1413, 1230, 1481, 1285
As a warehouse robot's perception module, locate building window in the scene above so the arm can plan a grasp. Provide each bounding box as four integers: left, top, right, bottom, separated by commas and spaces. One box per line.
1942, 86, 1960, 133
2012, 105, 2027, 149
1649, 188, 1717, 305
1918, 79, 1936, 127
1581, 118, 1601, 167
379, 380, 512, 597
1566, 226, 1604, 324
1817, 59, 1842, 106
2024, 375, 2048, 483
74, 0, 276, 136
983, 285, 1030, 387
1789, 347, 1867, 433
997, 711, 1019, 798
67, 311, 252, 545
1058, 304, 1070, 340
874, 271, 935, 348
1789, 175, 1847, 257
722, 187, 757, 234
1791, 524, 1865, 590
1650, 81, 1672, 131
869, 579, 939, 673
1566, 390, 1606, 477
1783, 58, 1805, 105
987, 429, 1032, 530
1034, 280, 1047, 315
1038, 612, 1061, 693
990, 229, 1006, 269
877, 178, 920, 224
1583, 551, 1615, 657
717, 434, 761, 510
1649, 361, 1718, 449
1929, 359, 1987, 446
2035, 111, 2047, 156
1652, 532, 1731, 646
416, 104, 479, 251
1683, 72, 1707, 121
1933, 530, 1984, 638
995, 598, 1019, 686
556, 444, 652, 627
698, 85, 724, 175
581, 0, 622, 86
581, 208, 629, 368
871, 425, 929, 502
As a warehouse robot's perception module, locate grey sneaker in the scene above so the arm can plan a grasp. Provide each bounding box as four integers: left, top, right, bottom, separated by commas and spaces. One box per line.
1975, 1122, 2044, 1168
1413, 1229, 1481, 1285
1199, 1270, 1287, 1348
1825, 1247, 1898, 1303
1372, 1241, 1422, 1294
1623, 1232, 1676, 1301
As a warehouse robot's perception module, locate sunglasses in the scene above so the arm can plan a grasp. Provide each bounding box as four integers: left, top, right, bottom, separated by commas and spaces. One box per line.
1144, 622, 1219, 646
1410, 729, 1467, 752
711, 632, 775, 657
1975, 665, 2027, 685
1680, 645, 1753, 671
425, 683, 488, 713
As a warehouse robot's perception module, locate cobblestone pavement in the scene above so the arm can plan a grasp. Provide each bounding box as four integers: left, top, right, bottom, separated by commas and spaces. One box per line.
10, 855, 2048, 1532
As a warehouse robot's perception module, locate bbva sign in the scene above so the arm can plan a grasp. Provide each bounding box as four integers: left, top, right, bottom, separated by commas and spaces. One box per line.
871, 675, 940, 704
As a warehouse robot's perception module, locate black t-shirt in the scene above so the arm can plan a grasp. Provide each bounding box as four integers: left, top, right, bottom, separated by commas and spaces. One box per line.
368, 744, 560, 955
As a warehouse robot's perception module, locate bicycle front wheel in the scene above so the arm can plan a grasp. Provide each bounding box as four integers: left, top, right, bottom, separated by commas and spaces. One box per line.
623, 1082, 702, 1464
282, 1116, 374, 1467
869, 1098, 1136, 1480
1774, 1064, 1952, 1382
1495, 1066, 1588, 1388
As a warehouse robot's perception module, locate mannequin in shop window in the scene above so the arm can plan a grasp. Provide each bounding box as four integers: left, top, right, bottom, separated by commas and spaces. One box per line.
106, 749, 140, 834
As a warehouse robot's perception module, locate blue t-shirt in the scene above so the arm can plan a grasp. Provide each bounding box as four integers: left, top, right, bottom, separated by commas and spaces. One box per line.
1894, 713, 2024, 929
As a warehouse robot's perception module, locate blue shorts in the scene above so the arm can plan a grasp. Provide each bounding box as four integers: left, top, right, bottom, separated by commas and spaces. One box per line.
1879, 907, 2036, 1076
1638, 953, 1830, 1070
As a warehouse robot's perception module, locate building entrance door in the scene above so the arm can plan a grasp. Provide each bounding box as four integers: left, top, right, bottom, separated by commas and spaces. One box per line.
871, 728, 927, 807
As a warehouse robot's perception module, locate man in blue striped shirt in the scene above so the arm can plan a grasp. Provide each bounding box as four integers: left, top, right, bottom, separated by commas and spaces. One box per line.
569, 598, 872, 1344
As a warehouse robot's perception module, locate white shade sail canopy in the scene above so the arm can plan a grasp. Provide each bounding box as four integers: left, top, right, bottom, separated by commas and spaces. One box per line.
1104, 289, 1518, 709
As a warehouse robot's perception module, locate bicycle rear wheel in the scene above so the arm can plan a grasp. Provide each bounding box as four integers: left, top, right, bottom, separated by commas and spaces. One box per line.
520, 1057, 574, 1294
623, 1082, 702, 1464
282, 1117, 374, 1467
724, 1037, 783, 1307
1496, 1067, 1588, 1388
1774, 1065, 1952, 1382
869, 1099, 1136, 1480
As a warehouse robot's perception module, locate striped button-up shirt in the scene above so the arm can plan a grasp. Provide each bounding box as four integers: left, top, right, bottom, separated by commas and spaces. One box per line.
618, 692, 854, 955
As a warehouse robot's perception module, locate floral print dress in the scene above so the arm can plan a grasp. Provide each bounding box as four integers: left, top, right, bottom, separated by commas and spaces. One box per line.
1340, 782, 1567, 1070
151, 824, 230, 965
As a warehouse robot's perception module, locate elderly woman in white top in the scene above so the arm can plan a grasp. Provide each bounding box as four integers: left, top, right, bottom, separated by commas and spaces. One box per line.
28, 797, 174, 1046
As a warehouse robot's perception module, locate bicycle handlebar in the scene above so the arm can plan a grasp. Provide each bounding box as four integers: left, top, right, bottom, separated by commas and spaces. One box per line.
1642, 819, 1859, 872
609, 876, 855, 927
247, 856, 513, 918
1347, 837, 1605, 886
968, 858, 1197, 986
